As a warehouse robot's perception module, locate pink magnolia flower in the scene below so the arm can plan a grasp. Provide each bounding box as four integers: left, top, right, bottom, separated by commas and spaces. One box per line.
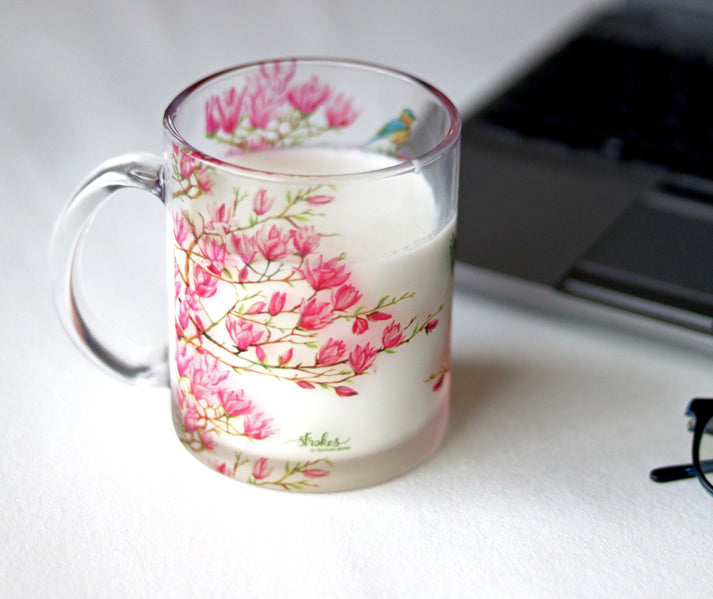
304, 194, 333, 206
252, 188, 275, 216
179, 153, 196, 179
243, 411, 275, 440
381, 322, 403, 349
298, 298, 334, 330
231, 233, 257, 265
425, 319, 439, 334
368, 311, 391, 321
183, 405, 199, 432
332, 284, 362, 311
246, 61, 297, 128
246, 301, 266, 315
199, 236, 226, 275
194, 351, 230, 387
326, 93, 359, 128
226, 317, 265, 351
255, 224, 293, 261
279, 347, 293, 366
287, 76, 331, 115
175, 300, 192, 338
316, 338, 346, 366
196, 169, 213, 192
200, 429, 216, 450
300, 255, 350, 290
349, 343, 378, 374
291, 225, 320, 257
302, 468, 330, 478
268, 291, 286, 316
191, 264, 218, 298
352, 317, 368, 335
335, 386, 358, 397
205, 96, 222, 136
218, 388, 254, 417
205, 86, 246, 135
175, 342, 194, 378
207, 202, 233, 234
173, 211, 191, 248
252, 457, 273, 480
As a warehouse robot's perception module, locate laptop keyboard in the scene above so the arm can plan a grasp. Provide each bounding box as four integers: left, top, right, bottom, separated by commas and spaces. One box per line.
478, 29, 713, 181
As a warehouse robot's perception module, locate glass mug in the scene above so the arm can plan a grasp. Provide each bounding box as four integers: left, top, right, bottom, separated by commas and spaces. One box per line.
51, 59, 460, 492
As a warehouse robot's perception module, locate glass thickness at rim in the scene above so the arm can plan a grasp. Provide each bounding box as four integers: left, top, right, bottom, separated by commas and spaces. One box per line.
650, 397, 713, 497
162, 57, 462, 182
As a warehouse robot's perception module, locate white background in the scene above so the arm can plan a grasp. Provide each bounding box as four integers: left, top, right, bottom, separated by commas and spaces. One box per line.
3, 0, 713, 597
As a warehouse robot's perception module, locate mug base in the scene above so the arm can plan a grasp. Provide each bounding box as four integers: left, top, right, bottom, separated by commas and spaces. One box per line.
175, 397, 449, 493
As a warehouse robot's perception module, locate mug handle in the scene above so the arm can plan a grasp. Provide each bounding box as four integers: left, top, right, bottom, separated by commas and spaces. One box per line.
50, 152, 169, 387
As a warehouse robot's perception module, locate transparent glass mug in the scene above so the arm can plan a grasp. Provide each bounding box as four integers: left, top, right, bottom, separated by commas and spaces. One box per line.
51, 59, 460, 492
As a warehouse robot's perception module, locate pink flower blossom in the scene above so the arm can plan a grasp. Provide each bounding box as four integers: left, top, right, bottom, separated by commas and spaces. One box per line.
183, 406, 199, 432
243, 412, 275, 440
191, 264, 218, 298
425, 319, 439, 334
226, 317, 265, 351
173, 211, 191, 248
199, 236, 226, 275
252, 457, 273, 480
205, 96, 222, 136
279, 347, 293, 365
207, 202, 233, 233
231, 233, 257, 265
287, 76, 331, 115
246, 301, 266, 315
332, 284, 362, 311
302, 468, 330, 478
205, 86, 246, 135
291, 225, 320, 257
268, 292, 286, 316
349, 343, 378, 374
255, 224, 293, 261
179, 153, 196, 179
190, 367, 224, 404
352, 317, 368, 335
246, 61, 297, 128
368, 311, 391, 321
326, 93, 359, 128
297, 381, 315, 389
175, 300, 191, 338
176, 342, 193, 378
304, 194, 333, 206
255, 345, 266, 362
218, 388, 254, 417
252, 188, 275, 216
300, 255, 350, 290
335, 386, 358, 397
316, 338, 346, 366
200, 429, 216, 450
381, 322, 403, 349
298, 298, 334, 331
195, 169, 213, 192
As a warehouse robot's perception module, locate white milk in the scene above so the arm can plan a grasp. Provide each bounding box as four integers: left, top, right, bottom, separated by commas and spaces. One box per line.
171, 146, 455, 490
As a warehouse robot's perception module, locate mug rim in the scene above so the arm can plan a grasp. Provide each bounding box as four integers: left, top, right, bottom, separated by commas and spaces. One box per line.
163, 57, 461, 183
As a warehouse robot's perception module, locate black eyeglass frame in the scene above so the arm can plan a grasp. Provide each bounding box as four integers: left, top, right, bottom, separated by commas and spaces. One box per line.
650, 398, 713, 497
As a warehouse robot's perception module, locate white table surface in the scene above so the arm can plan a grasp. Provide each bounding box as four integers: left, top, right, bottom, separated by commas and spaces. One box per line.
3, 0, 713, 597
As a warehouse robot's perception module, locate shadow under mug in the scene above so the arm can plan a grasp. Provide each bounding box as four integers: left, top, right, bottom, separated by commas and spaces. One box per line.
50, 58, 461, 492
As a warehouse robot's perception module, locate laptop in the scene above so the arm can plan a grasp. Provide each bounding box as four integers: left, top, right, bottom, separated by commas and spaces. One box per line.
456, 0, 713, 339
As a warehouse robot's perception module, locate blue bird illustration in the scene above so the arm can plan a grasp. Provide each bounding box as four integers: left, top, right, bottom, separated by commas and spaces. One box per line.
367, 108, 416, 146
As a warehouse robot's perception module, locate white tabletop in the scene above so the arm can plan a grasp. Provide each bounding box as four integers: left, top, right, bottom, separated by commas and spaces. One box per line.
3, 0, 713, 597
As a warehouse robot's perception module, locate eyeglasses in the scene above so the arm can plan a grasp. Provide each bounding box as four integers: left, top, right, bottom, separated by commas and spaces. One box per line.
650, 398, 713, 497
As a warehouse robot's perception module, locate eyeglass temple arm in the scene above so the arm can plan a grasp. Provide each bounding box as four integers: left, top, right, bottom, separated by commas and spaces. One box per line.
650, 459, 713, 483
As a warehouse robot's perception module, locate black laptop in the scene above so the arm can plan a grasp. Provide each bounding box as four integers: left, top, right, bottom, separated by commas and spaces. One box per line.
456, 1, 713, 336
